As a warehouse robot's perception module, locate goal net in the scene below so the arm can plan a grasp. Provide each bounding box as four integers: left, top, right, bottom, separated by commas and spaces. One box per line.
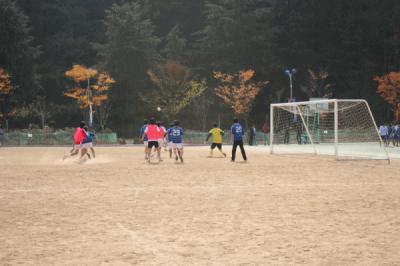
270, 99, 389, 161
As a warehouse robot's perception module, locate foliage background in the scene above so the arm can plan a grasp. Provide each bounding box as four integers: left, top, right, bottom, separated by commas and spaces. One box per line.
1, 0, 399, 136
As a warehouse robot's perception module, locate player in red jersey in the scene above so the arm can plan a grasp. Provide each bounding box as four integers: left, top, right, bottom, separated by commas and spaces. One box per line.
143, 117, 161, 163
64, 121, 88, 160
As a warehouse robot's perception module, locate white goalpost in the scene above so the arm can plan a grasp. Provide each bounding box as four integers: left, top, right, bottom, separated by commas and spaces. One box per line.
270, 99, 390, 162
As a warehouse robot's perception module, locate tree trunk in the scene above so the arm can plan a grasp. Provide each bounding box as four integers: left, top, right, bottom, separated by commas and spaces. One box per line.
41, 113, 45, 129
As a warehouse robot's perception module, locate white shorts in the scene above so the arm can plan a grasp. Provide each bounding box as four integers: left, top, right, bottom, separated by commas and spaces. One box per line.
144, 141, 148, 146
74, 144, 82, 150
168, 141, 173, 150
171, 143, 183, 149
82, 142, 93, 148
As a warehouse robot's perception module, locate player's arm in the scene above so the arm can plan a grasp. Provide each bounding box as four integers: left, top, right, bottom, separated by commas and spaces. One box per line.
206, 133, 211, 142
139, 128, 144, 140
142, 127, 148, 141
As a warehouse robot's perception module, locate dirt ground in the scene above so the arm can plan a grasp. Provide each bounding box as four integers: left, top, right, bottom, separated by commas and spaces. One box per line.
0, 146, 399, 265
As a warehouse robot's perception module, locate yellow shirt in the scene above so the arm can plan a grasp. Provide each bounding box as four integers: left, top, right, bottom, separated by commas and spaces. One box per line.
209, 128, 224, 144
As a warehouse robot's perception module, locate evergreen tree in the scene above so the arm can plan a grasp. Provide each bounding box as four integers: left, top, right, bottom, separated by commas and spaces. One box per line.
99, 1, 161, 135
0, 0, 40, 126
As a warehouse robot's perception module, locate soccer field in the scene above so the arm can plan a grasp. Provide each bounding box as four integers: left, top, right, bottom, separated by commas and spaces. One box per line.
1, 146, 399, 265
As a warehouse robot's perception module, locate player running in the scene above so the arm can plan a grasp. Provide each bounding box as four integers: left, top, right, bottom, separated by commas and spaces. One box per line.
82, 126, 95, 159
167, 120, 184, 163
231, 118, 247, 162
157, 121, 167, 154
64, 121, 87, 160
167, 122, 175, 159
139, 119, 149, 160
143, 117, 161, 163
206, 123, 226, 157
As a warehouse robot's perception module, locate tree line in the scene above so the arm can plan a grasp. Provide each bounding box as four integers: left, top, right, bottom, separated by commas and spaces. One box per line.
1, 0, 400, 136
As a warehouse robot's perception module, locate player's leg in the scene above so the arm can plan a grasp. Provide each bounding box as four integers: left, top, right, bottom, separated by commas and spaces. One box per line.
174, 147, 178, 161
217, 143, 226, 157
144, 141, 149, 160
155, 141, 161, 161
146, 142, 153, 162
168, 142, 173, 158
238, 140, 247, 161
80, 146, 89, 159
231, 141, 238, 162
177, 143, 184, 163
157, 139, 163, 160
172, 143, 179, 161
69, 144, 80, 157
90, 146, 95, 158
209, 143, 216, 157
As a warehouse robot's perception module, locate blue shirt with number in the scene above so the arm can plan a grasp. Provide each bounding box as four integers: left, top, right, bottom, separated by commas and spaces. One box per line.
167, 126, 184, 143
231, 123, 244, 141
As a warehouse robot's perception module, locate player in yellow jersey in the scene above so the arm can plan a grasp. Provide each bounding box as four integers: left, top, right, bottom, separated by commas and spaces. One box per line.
206, 123, 227, 157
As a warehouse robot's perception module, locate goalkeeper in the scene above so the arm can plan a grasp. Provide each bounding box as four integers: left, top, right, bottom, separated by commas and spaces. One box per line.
206, 123, 227, 157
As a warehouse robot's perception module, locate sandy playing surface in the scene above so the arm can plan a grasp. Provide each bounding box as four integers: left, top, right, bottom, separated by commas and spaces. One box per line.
0, 146, 399, 265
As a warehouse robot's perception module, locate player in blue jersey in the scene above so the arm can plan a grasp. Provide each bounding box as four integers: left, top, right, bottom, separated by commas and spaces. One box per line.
82, 126, 95, 159
167, 120, 184, 163
231, 118, 247, 162
139, 119, 149, 160
167, 122, 174, 159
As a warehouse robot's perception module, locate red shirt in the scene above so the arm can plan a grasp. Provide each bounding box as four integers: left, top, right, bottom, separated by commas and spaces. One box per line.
73, 127, 86, 144
159, 126, 165, 139
145, 125, 160, 141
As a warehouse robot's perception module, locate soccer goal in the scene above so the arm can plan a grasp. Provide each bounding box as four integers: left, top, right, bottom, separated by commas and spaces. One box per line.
270, 99, 390, 161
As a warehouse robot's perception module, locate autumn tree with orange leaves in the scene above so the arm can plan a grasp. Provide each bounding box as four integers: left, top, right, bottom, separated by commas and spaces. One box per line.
0, 68, 14, 122
147, 60, 206, 119
213, 69, 268, 127
65, 64, 115, 129
374, 72, 400, 122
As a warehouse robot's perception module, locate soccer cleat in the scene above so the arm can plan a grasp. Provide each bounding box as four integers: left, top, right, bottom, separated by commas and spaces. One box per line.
175, 155, 178, 161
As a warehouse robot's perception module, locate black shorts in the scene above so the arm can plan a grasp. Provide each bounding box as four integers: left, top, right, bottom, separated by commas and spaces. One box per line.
148, 141, 159, 148
211, 143, 222, 150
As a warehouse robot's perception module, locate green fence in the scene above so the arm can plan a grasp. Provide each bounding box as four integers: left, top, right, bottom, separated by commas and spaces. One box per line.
0, 130, 270, 146
132, 130, 270, 145
1, 131, 118, 146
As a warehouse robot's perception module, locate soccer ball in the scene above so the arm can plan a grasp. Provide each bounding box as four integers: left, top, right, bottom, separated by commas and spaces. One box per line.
157, 106, 161, 112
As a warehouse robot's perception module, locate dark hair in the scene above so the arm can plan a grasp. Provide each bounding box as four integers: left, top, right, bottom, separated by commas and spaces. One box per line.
233, 118, 239, 123
169, 123, 174, 127
143, 119, 148, 124
149, 117, 156, 124
213, 123, 218, 127
79, 121, 86, 128
174, 120, 180, 126
83, 125, 89, 130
